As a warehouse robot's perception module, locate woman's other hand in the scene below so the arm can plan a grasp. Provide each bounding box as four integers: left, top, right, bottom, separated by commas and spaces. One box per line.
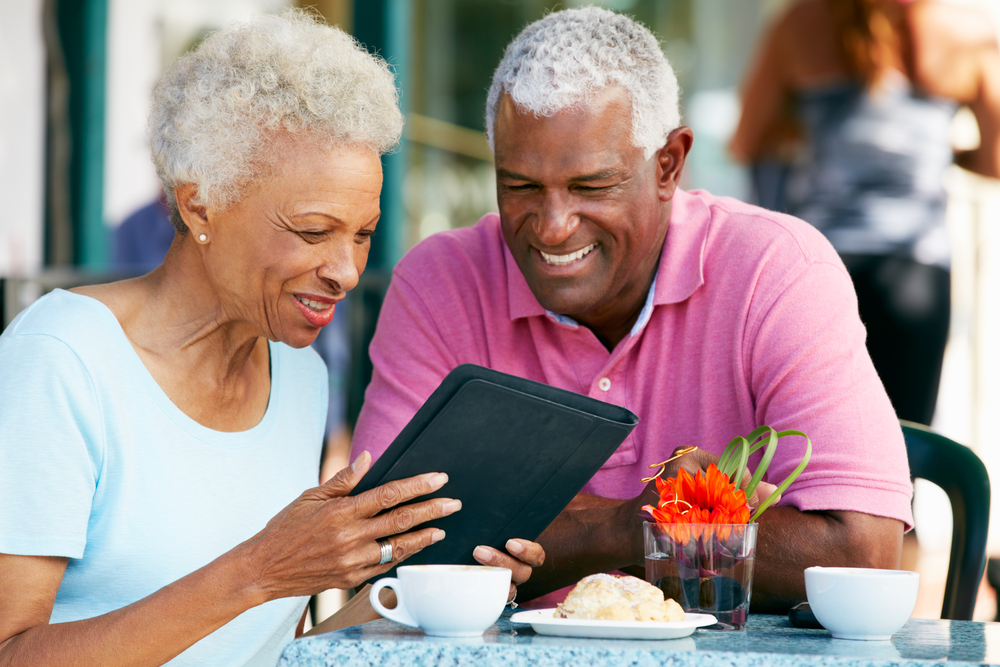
239, 450, 461, 602
472, 539, 546, 603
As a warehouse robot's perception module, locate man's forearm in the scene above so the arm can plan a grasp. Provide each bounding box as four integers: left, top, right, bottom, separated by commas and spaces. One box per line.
750, 507, 903, 612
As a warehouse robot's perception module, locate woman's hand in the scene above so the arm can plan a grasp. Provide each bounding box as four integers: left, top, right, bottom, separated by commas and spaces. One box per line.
0, 453, 458, 667
472, 539, 546, 603
239, 450, 461, 603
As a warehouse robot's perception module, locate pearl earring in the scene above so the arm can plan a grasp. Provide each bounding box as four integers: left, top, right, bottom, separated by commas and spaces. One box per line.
198, 234, 208, 242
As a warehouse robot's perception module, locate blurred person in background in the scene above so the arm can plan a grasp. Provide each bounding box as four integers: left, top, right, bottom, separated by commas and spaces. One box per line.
0, 11, 541, 666
112, 190, 174, 274
730, 0, 1000, 426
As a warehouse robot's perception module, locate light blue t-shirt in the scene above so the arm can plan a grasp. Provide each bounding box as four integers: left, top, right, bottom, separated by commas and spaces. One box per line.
0, 290, 327, 666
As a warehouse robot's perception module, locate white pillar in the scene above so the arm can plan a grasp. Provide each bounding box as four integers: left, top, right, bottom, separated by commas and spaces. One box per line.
0, 0, 46, 276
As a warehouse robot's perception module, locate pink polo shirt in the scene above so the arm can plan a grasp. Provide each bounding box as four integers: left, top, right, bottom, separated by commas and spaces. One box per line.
351, 188, 913, 530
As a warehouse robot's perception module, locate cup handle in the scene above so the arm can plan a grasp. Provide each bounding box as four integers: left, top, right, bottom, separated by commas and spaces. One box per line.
369, 577, 419, 628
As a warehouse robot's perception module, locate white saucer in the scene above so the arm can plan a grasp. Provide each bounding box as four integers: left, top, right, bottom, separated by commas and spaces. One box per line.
509, 608, 717, 640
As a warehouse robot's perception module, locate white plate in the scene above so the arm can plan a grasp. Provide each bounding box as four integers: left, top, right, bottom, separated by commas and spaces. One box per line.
509, 608, 717, 640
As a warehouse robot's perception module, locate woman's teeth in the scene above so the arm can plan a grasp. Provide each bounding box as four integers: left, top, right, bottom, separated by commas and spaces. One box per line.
296, 296, 331, 312
539, 242, 597, 266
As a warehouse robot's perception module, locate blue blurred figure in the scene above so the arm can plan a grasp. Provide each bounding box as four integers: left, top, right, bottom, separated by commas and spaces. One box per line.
113, 193, 175, 273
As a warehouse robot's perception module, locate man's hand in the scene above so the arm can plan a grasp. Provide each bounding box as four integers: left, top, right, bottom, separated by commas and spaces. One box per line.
473, 539, 546, 603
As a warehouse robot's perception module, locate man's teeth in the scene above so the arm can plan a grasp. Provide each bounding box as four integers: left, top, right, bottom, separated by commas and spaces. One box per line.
296, 296, 331, 311
539, 242, 597, 266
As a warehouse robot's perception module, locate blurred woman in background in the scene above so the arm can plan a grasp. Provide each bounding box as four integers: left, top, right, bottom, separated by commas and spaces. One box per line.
730, 0, 1000, 425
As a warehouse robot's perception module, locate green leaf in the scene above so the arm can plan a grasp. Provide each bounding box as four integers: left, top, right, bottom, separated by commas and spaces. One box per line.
750, 430, 812, 521
744, 426, 778, 500
718, 435, 747, 480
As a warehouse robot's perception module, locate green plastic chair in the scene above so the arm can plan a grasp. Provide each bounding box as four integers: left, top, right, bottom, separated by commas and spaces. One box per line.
901, 420, 990, 620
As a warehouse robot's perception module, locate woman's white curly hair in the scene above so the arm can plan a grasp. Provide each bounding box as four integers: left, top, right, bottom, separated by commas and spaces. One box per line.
148, 9, 403, 233
485, 6, 680, 159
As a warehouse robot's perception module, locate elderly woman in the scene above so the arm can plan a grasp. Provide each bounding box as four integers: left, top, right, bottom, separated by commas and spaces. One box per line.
0, 11, 541, 667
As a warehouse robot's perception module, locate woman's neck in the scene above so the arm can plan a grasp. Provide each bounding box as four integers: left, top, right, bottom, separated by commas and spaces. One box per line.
72, 240, 273, 432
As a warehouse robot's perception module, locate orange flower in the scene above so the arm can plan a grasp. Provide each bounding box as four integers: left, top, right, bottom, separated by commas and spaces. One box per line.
641, 464, 750, 543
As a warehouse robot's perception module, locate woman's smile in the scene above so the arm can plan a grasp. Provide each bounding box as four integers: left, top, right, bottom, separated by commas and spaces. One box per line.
293, 293, 337, 328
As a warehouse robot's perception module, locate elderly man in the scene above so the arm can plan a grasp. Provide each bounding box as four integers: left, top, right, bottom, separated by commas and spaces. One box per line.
349, 7, 911, 611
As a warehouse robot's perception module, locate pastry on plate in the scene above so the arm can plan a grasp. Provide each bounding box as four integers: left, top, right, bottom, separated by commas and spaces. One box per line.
554, 573, 685, 622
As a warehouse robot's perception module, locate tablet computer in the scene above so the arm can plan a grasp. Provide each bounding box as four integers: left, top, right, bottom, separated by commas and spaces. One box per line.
350, 363, 640, 581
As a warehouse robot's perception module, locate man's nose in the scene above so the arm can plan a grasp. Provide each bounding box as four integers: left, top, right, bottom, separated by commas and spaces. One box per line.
534, 191, 580, 246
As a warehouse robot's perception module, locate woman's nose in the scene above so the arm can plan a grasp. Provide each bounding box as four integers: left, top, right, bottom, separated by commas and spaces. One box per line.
318, 249, 360, 293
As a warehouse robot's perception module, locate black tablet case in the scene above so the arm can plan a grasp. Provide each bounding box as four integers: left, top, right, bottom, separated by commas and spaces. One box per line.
350, 363, 639, 581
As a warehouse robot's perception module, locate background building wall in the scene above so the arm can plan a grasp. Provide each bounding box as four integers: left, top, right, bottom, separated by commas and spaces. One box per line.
0, 0, 46, 276
103, 0, 162, 229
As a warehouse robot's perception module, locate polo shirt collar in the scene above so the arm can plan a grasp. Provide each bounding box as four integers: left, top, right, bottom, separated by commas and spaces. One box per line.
652, 188, 708, 308
505, 189, 709, 328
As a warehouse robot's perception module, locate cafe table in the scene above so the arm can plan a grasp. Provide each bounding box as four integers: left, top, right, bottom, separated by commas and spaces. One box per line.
278, 608, 1000, 666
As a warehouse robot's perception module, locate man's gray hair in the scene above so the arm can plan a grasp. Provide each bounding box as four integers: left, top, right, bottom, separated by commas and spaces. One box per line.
485, 6, 680, 159
148, 9, 403, 233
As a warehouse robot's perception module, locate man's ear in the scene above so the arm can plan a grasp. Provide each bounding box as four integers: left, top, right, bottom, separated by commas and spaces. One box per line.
656, 126, 694, 202
174, 183, 210, 237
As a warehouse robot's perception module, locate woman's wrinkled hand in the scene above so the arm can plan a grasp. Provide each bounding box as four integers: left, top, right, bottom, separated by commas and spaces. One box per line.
237, 450, 461, 603
472, 539, 546, 603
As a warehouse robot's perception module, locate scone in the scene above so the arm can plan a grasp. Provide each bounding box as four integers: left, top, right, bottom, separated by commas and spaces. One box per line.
555, 573, 685, 622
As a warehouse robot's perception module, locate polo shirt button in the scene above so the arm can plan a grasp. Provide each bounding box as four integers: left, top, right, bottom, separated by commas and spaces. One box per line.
598, 377, 611, 392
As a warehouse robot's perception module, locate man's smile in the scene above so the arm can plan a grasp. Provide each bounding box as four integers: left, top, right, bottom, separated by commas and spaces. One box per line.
537, 242, 598, 266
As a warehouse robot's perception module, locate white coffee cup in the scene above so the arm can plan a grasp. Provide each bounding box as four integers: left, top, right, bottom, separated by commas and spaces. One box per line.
369, 565, 511, 637
805, 566, 919, 641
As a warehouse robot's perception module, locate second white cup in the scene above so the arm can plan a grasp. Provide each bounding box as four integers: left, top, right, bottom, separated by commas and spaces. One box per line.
369, 565, 511, 637
805, 566, 919, 640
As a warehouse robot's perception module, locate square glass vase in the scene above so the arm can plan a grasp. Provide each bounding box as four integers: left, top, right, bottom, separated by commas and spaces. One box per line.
643, 521, 758, 630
